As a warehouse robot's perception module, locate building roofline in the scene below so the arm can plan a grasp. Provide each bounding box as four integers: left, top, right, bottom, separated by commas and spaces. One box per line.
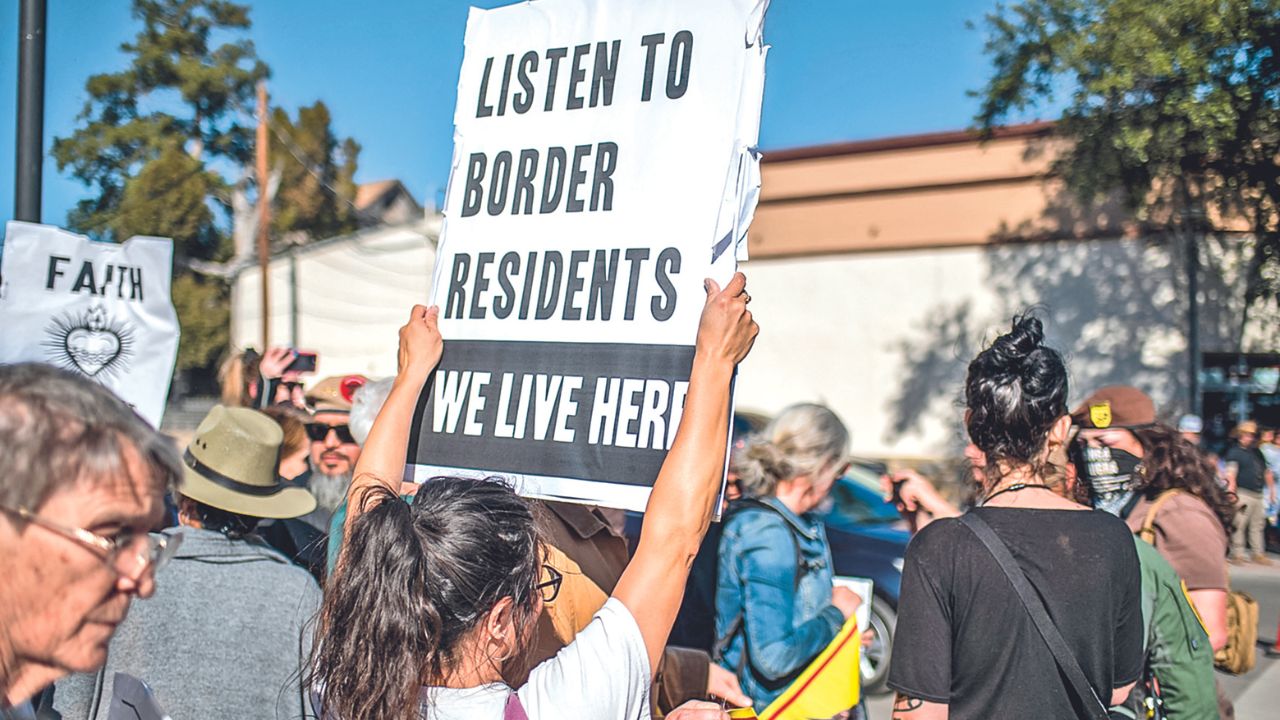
762, 121, 1057, 164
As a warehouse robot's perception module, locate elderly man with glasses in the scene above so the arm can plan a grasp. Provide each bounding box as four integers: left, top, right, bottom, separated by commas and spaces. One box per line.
0, 363, 182, 718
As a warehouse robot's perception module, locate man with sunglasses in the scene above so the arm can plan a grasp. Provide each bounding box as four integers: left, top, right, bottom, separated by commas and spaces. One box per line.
0, 363, 182, 718
300, 375, 368, 533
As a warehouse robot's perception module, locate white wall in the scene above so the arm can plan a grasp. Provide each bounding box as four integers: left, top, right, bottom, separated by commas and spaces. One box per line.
737, 235, 1263, 460
232, 222, 438, 380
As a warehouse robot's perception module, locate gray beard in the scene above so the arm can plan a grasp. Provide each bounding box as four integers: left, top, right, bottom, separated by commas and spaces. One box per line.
308, 469, 353, 514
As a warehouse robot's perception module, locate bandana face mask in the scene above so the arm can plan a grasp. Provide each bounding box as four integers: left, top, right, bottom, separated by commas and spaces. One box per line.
1075, 443, 1143, 514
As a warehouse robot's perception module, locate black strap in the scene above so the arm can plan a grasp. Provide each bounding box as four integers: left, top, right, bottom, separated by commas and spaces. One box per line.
183, 450, 286, 497
959, 513, 1110, 719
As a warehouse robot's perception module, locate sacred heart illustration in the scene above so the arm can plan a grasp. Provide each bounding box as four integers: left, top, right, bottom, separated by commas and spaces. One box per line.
44, 305, 135, 380
66, 324, 122, 375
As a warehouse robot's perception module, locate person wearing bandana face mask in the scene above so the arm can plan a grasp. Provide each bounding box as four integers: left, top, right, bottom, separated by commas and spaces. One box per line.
1070, 385, 1237, 717
1075, 439, 1146, 516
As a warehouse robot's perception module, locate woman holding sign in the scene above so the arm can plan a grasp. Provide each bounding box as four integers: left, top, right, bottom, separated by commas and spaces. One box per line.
308, 274, 757, 720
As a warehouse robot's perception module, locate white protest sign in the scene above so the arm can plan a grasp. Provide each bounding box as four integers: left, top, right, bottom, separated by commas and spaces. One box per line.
409, 0, 769, 511
0, 221, 180, 426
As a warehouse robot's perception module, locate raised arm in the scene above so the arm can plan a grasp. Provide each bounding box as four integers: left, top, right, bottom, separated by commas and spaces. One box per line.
343, 305, 442, 539
613, 273, 758, 677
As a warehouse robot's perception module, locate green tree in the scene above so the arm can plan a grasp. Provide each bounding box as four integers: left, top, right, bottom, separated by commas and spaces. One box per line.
53, 0, 264, 371
975, 0, 1280, 320
271, 101, 361, 240
52, 0, 362, 374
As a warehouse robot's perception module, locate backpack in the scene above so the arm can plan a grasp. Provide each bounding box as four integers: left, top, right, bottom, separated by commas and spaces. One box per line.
1138, 490, 1258, 676
1114, 538, 1219, 719
1214, 590, 1260, 675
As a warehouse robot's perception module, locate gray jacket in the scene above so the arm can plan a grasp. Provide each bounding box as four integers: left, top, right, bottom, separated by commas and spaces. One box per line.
53, 527, 321, 720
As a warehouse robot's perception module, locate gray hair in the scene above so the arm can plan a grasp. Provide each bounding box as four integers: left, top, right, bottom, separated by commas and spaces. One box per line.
733, 403, 850, 499
0, 363, 182, 510
349, 377, 393, 446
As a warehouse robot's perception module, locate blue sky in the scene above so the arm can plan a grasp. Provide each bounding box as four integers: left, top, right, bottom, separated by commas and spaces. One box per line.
0, 0, 1042, 229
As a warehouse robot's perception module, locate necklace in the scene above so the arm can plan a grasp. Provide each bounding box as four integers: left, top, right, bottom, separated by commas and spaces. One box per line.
981, 482, 1053, 506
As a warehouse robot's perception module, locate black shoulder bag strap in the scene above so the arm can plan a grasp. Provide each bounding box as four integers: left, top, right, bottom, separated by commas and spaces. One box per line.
711, 500, 806, 672
959, 513, 1111, 720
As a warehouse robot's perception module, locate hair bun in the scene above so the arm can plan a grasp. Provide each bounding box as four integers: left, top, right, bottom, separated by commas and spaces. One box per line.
732, 437, 794, 499
988, 315, 1044, 368
964, 313, 1068, 469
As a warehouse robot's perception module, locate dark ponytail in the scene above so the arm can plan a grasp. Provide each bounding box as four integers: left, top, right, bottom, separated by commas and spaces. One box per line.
307, 479, 542, 720
964, 314, 1069, 482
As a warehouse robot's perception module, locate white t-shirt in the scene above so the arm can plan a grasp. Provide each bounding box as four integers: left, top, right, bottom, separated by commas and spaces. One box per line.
423, 598, 651, 720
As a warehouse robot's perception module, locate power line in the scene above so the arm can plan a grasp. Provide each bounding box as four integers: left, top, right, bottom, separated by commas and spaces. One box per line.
230, 95, 362, 215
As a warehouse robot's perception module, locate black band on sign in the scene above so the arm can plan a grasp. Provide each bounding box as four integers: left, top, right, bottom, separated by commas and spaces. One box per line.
183, 450, 283, 497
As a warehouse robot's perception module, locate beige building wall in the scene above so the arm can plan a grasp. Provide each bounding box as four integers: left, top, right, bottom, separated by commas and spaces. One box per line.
737, 124, 1265, 460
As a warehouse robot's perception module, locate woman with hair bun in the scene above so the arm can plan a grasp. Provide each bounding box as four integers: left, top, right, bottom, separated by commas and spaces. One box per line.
887, 315, 1143, 719
713, 403, 863, 709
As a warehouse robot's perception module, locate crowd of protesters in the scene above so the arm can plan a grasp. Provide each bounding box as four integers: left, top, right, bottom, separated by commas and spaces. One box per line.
2, 275, 1278, 720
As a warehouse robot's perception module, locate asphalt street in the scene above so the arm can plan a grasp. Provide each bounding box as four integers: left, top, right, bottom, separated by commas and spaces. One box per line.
864, 552, 1280, 719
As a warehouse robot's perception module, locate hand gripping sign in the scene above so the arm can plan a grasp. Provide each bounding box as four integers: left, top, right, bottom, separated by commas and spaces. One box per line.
409, 0, 769, 511
0, 221, 180, 427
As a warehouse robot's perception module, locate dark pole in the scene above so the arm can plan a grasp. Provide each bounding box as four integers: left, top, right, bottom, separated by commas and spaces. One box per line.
14, 0, 47, 222
1187, 228, 1202, 416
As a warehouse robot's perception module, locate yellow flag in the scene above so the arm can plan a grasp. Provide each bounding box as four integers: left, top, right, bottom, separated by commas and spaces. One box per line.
760, 616, 861, 720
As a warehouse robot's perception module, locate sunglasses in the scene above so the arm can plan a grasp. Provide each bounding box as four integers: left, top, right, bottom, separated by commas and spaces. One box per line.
304, 422, 357, 445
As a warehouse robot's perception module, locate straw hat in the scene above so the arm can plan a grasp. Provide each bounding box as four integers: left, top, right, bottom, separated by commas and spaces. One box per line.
180, 405, 317, 519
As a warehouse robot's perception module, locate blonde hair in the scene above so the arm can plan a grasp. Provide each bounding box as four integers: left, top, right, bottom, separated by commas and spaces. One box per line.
217, 349, 260, 407
733, 403, 849, 499
262, 404, 309, 458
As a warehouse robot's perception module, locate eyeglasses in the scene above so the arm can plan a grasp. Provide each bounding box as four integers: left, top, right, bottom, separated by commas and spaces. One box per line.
535, 564, 563, 603
305, 422, 357, 444
0, 505, 182, 578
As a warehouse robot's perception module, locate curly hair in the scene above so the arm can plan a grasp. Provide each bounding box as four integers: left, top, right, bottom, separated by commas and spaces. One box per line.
964, 314, 1069, 485
1131, 423, 1235, 533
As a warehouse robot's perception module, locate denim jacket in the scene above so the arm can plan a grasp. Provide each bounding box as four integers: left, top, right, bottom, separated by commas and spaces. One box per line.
714, 496, 845, 707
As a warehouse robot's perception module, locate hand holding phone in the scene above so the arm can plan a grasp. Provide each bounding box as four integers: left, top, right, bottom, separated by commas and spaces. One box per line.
285, 350, 318, 374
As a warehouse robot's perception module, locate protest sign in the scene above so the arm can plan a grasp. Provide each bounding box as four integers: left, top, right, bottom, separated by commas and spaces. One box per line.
409, 0, 769, 511
0, 221, 180, 426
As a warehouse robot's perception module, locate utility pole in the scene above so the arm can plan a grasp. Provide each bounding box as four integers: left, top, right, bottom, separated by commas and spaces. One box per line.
14, 0, 47, 222
256, 79, 271, 352
1179, 178, 1203, 418
1187, 229, 1201, 416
